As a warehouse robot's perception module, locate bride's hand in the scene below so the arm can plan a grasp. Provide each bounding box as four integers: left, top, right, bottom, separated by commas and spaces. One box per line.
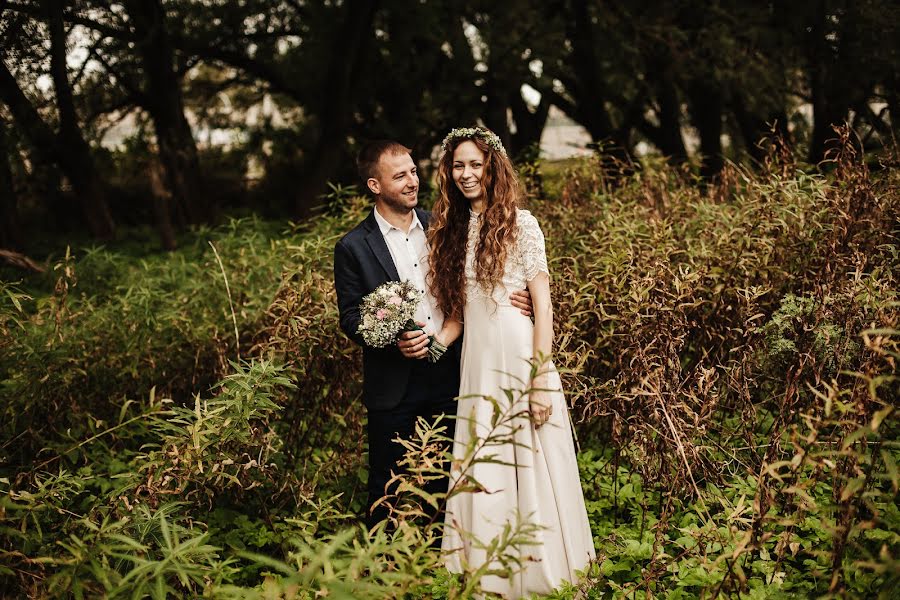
529, 389, 553, 428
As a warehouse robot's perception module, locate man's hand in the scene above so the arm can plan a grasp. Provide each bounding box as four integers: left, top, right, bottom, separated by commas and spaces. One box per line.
510, 288, 533, 317
398, 322, 430, 359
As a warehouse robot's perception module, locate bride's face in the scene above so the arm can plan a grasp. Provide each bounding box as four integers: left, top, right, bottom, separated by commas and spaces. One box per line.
452, 141, 485, 203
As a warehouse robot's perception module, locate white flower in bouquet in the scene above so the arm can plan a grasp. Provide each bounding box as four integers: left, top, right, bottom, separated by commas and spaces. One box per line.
356, 280, 447, 362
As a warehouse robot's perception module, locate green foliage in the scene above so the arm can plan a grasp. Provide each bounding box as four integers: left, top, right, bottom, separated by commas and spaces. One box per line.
1, 142, 898, 597
42, 503, 238, 599
133, 360, 295, 504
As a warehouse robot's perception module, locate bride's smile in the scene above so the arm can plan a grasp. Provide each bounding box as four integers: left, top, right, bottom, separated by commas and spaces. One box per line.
452, 140, 486, 204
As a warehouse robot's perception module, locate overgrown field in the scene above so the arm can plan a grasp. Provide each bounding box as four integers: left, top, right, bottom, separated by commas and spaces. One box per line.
1, 139, 898, 599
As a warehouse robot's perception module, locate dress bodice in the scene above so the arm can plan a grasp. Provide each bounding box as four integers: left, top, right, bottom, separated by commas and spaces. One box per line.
465, 208, 549, 303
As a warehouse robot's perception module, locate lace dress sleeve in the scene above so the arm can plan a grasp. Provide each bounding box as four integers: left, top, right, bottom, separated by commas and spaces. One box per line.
518, 210, 549, 282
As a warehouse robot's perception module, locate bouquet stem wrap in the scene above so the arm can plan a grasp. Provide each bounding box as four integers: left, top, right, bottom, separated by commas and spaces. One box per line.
402, 319, 447, 363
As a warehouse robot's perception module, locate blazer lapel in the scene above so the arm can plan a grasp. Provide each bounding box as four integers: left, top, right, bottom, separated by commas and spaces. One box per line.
417, 208, 431, 231
364, 212, 401, 281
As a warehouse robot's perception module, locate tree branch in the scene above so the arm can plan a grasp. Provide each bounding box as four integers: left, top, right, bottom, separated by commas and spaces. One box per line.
70, 36, 103, 88
173, 39, 301, 102
93, 49, 149, 106
539, 85, 578, 121
85, 93, 138, 125
93, 104, 140, 142
4, 0, 136, 40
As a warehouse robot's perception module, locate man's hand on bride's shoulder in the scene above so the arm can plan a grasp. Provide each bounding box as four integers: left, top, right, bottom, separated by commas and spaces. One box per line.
397, 322, 430, 360
510, 288, 533, 317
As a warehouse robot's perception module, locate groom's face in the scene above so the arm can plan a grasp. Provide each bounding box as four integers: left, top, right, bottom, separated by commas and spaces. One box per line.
369, 151, 419, 212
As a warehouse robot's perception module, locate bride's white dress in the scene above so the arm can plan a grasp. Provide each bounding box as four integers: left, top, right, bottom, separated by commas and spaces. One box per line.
442, 208, 595, 598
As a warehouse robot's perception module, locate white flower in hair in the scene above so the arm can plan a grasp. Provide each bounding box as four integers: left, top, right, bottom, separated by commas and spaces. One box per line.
441, 127, 507, 156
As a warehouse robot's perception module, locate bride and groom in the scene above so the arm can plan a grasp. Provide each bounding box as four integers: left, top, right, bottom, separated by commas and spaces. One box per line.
333, 127, 594, 597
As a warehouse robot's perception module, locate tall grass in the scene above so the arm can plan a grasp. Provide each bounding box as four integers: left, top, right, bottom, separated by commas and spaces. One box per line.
1, 132, 897, 597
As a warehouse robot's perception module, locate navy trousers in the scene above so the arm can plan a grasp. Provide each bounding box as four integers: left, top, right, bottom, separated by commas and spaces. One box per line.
365, 355, 459, 529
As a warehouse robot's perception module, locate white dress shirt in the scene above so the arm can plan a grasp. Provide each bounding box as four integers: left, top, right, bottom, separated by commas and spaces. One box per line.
373, 206, 444, 336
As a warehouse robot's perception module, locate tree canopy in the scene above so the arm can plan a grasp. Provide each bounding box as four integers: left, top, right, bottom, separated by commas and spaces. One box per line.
0, 0, 897, 249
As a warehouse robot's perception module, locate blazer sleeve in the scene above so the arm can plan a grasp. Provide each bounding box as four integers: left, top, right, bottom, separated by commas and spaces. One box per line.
333, 238, 368, 347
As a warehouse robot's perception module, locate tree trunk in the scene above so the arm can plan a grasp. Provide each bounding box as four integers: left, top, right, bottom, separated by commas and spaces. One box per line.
510, 91, 550, 159
807, 2, 846, 165
569, 0, 614, 141
148, 159, 178, 250
294, 0, 379, 219
482, 36, 513, 152
887, 88, 900, 145
0, 120, 22, 250
732, 92, 768, 163
483, 76, 512, 152
0, 50, 114, 239
656, 87, 688, 164
645, 51, 687, 164
124, 0, 209, 225
687, 80, 724, 179
45, 0, 115, 238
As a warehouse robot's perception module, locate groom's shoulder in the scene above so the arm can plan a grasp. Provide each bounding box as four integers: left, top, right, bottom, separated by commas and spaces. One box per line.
416, 207, 433, 226
337, 213, 374, 248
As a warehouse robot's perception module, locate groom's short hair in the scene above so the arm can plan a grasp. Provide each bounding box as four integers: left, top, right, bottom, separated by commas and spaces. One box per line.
357, 140, 412, 184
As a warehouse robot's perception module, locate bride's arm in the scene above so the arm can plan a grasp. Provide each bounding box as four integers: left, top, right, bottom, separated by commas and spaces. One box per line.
435, 317, 463, 348
527, 272, 554, 382
527, 272, 554, 427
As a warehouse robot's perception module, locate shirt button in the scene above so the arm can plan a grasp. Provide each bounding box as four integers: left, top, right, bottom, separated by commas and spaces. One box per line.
427, 316, 431, 320
414, 263, 418, 267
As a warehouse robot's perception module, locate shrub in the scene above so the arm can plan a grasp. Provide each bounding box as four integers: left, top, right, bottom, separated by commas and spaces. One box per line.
2, 131, 898, 597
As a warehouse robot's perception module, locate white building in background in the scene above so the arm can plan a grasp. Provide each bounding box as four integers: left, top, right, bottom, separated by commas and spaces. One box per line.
539, 106, 594, 160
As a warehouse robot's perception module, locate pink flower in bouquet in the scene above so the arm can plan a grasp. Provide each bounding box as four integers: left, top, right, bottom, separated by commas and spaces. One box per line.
376, 309, 387, 320
388, 296, 403, 305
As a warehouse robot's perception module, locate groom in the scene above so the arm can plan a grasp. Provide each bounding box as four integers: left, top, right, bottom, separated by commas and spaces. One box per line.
333, 140, 532, 528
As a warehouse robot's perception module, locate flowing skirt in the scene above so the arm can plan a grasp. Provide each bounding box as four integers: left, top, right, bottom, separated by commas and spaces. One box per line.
442, 296, 595, 598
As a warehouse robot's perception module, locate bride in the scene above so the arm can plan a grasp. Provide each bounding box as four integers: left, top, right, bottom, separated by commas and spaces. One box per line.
428, 127, 595, 597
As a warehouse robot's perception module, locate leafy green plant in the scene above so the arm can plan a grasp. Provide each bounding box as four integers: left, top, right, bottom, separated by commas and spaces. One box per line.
2, 131, 898, 598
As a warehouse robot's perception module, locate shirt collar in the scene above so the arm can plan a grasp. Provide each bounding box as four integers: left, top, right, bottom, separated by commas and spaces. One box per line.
373, 206, 423, 235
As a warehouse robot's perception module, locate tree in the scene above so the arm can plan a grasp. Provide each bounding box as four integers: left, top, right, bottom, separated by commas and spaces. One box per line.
460, 1, 559, 158
5, 0, 216, 238
800, 0, 898, 163
353, 0, 481, 166
161, 0, 380, 216
45, 0, 115, 237
0, 117, 21, 249
123, 0, 210, 225
549, 0, 634, 159
292, 0, 379, 218
0, 4, 115, 239
45, 0, 213, 231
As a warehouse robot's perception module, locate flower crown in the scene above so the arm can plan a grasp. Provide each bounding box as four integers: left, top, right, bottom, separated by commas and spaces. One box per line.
440, 126, 507, 156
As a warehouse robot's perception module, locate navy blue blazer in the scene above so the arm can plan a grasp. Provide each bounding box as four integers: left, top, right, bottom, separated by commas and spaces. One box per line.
333, 207, 461, 410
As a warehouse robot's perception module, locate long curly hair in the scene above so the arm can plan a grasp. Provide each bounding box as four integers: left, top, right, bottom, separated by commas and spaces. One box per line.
427, 133, 521, 321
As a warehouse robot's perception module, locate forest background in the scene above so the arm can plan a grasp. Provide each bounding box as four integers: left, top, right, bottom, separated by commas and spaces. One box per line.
0, 1, 898, 598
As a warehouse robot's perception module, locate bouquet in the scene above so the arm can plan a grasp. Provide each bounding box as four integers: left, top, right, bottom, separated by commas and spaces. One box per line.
357, 280, 447, 362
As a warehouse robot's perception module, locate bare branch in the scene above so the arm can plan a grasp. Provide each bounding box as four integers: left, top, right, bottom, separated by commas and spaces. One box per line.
93, 48, 148, 106
70, 36, 103, 88
172, 37, 300, 102
85, 93, 137, 125
4, 0, 136, 40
